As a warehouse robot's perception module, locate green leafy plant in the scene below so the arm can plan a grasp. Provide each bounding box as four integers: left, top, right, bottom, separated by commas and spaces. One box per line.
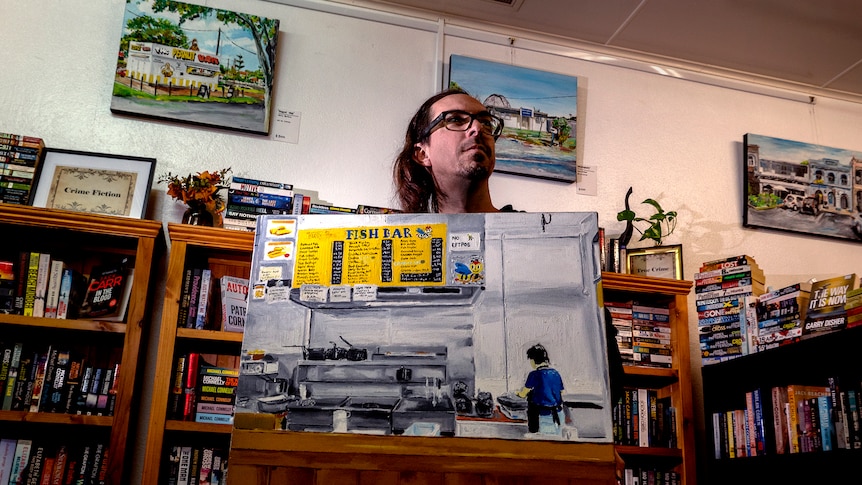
616, 196, 678, 246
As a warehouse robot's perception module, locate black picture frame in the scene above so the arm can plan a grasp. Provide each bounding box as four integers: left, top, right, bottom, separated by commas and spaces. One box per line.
30, 148, 156, 219
743, 133, 862, 242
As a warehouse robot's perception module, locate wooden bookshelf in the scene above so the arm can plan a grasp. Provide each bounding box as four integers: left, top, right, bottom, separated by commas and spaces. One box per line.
701, 324, 862, 483
139, 223, 253, 484
0, 204, 162, 485
601, 272, 697, 485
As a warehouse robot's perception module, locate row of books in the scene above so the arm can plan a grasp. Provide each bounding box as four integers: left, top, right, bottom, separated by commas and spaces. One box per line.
598, 228, 627, 273
177, 269, 248, 333
606, 300, 673, 368
220, 176, 400, 233
0, 438, 109, 485
713, 377, 862, 459
612, 387, 677, 448
621, 466, 680, 485
0, 341, 120, 416
0, 251, 133, 322
166, 444, 228, 485
169, 352, 239, 424
0, 132, 44, 205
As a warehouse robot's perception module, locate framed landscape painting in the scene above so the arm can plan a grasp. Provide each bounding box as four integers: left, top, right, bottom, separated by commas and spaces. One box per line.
744, 133, 862, 242
448, 55, 580, 183
111, 0, 279, 135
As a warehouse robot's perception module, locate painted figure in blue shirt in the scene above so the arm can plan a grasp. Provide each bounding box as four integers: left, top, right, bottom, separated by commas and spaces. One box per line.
517, 343, 564, 434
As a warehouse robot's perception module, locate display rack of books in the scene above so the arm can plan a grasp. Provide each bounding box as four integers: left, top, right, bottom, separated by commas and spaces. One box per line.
140, 223, 253, 484
0, 204, 161, 485
602, 271, 696, 485
702, 275, 862, 484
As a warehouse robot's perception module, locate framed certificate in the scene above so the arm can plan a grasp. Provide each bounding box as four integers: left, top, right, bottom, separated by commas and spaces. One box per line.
625, 244, 684, 280
30, 148, 156, 219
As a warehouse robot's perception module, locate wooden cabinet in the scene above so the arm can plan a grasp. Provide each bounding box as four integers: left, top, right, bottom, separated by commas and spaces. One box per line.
601, 272, 697, 485
0, 204, 162, 485
701, 324, 862, 483
140, 223, 253, 484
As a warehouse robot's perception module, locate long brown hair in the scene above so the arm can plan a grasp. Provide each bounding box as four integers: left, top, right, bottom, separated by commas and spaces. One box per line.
392, 88, 469, 213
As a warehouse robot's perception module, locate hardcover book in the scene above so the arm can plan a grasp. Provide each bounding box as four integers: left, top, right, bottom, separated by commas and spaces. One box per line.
802, 274, 857, 338
195, 269, 213, 330
220, 275, 248, 333
78, 258, 134, 322
43, 259, 65, 318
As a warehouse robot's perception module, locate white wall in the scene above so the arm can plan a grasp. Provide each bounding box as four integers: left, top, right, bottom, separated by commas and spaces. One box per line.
3, 0, 862, 481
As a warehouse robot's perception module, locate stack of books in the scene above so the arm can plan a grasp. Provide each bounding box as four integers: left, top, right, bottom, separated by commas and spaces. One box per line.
0, 132, 44, 205
223, 176, 294, 232
697, 255, 766, 365
631, 302, 672, 368
605, 300, 634, 363
752, 282, 812, 352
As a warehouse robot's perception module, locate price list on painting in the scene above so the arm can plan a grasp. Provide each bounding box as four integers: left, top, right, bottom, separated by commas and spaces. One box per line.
292, 224, 447, 288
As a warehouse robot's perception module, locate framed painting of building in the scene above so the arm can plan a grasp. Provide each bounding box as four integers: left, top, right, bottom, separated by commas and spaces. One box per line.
448, 55, 580, 183
111, 1, 279, 135
744, 133, 862, 242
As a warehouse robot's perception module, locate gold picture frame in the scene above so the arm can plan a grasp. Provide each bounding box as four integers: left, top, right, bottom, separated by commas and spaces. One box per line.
625, 244, 684, 280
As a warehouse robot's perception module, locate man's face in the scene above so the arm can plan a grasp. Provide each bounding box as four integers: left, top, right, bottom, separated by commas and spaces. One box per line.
414, 94, 496, 181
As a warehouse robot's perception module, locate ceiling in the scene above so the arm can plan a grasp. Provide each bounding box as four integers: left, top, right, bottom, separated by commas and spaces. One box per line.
336, 0, 862, 103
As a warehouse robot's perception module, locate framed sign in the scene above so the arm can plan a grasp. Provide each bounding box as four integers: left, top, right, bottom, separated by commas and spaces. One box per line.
30, 148, 156, 219
626, 244, 684, 280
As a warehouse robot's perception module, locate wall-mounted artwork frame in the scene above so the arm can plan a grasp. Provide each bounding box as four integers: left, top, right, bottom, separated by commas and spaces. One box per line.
30, 148, 156, 219
111, 1, 279, 135
744, 133, 862, 242
625, 244, 684, 280
448, 55, 580, 183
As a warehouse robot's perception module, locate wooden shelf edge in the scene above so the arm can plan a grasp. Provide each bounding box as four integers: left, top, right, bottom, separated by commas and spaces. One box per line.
615, 445, 683, 459
230, 429, 616, 478
0, 204, 162, 238
0, 314, 127, 333
165, 419, 234, 434
0, 410, 113, 426
167, 223, 255, 251
176, 327, 245, 342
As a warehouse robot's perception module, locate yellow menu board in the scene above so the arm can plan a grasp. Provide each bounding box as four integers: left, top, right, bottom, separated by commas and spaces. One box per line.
293, 223, 447, 287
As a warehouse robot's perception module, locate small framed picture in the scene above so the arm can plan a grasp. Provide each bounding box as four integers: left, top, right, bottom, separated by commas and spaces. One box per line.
30, 148, 156, 219
626, 244, 684, 280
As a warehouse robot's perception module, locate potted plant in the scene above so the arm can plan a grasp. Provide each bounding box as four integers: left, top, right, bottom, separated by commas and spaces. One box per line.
158, 167, 231, 226
616, 187, 678, 246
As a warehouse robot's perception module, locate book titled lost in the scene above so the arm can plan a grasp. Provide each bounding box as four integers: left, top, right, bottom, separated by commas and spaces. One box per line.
77, 258, 134, 322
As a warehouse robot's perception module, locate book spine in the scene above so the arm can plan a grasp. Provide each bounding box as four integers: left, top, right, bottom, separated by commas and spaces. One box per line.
28, 348, 51, 412
177, 268, 193, 328
24, 252, 39, 316
195, 269, 212, 330
13, 251, 29, 314
186, 269, 202, 329
55, 269, 72, 320
177, 446, 192, 485
43, 260, 64, 318
32, 253, 51, 318
0, 438, 17, 485
228, 181, 293, 197
228, 191, 292, 209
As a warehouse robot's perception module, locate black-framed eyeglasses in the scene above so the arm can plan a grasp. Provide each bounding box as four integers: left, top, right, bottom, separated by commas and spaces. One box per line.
420, 110, 504, 140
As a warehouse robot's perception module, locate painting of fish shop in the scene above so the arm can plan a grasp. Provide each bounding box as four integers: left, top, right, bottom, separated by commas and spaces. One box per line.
111, 0, 279, 135
449, 55, 580, 183
744, 133, 862, 242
